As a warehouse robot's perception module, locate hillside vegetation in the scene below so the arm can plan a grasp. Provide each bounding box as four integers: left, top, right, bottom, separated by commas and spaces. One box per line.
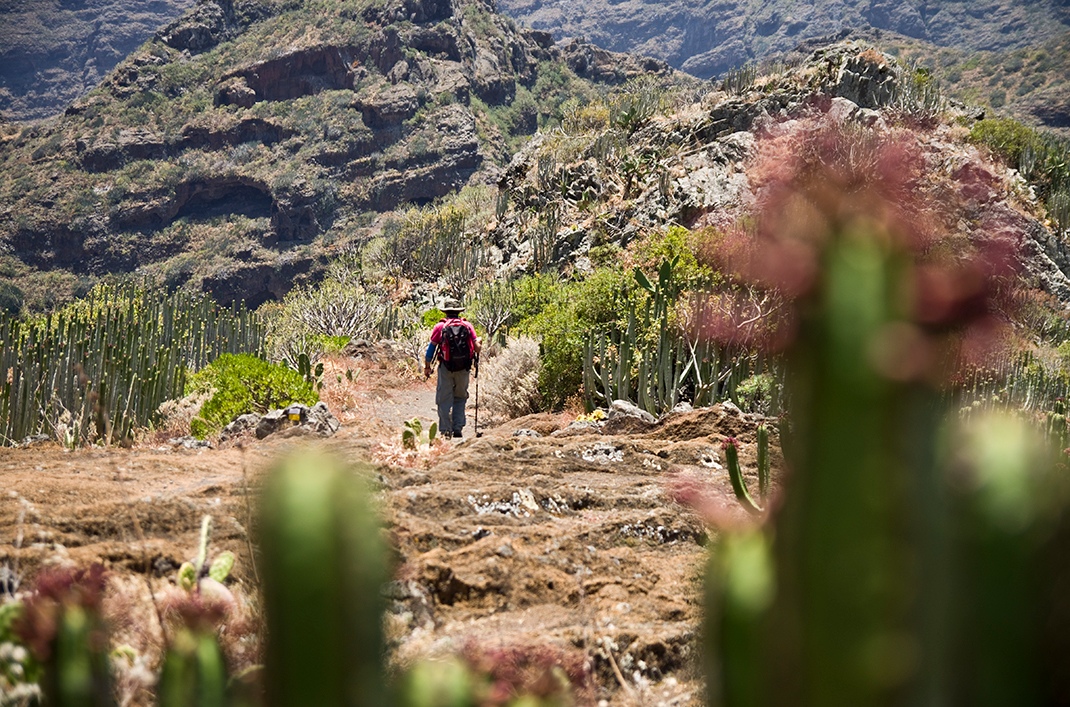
872, 29, 1070, 133
0, 0, 686, 310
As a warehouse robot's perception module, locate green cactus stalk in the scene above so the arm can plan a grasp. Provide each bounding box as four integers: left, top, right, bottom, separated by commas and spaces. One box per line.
258, 451, 389, 707
723, 437, 762, 515
756, 424, 770, 502
700, 127, 1070, 706
157, 623, 228, 707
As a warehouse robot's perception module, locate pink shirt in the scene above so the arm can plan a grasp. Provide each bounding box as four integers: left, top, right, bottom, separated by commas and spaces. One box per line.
429, 318, 478, 362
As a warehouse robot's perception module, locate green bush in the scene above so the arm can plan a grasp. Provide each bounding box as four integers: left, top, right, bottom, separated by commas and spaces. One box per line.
735, 373, 776, 414
0, 280, 23, 315
516, 268, 631, 408
189, 353, 318, 438
970, 117, 1037, 165
421, 307, 445, 328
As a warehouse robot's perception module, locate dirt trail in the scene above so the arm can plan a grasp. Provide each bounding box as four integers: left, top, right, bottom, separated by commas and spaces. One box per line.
0, 356, 777, 706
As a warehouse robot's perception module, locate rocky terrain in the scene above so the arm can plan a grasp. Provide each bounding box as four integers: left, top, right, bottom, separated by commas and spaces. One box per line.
0, 0, 195, 121
497, 0, 1070, 80
4, 16, 1070, 317
488, 42, 1070, 303
0, 352, 777, 705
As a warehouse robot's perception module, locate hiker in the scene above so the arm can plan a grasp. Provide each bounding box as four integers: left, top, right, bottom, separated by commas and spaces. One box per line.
424, 298, 481, 439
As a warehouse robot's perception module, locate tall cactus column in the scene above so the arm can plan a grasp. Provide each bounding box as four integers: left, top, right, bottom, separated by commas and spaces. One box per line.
257, 451, 389, 707
700, 125, 1055, 706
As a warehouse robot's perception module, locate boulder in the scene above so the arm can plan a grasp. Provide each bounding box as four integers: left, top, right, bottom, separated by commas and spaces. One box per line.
221, 413, 260, 440
608, 399, 656, 424
255, 402, 341, 439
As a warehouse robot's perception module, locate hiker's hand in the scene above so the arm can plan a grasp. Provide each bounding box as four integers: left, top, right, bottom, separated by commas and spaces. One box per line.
423, 364, 432, 379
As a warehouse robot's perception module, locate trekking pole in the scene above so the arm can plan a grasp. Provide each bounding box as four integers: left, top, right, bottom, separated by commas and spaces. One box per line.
474, 355, 481, 438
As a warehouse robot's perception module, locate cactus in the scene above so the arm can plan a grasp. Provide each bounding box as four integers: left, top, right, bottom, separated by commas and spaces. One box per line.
583, 257, 765, 415
17, 565, 114, 707
703, 126, 1070, 706
1047, 399, 1068, 450
722, 437, 762, 515
178, 516, 235, 592
296, 352, 325, 391
157, 617, 228, 707
257, 451, 389, 707
402, 417, 438, 449
0, 282, 264, 447
756, 424, 770, 502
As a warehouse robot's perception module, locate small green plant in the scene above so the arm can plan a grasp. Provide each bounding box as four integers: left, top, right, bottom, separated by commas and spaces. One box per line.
735, 373, 776, 415
296, 352, 325, 392
188, 353, 318, 438
401, 417, 438, 450
176, 516, 235, 593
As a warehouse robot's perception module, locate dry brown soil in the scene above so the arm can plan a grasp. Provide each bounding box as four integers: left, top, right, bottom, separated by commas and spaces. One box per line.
0, 352, 778, 706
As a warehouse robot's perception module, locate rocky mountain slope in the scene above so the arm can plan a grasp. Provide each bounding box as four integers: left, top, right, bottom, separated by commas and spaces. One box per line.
487, 42, 1070, 303
858, 28, 1070, 133
0, 0, 195, 121
498, 0, 1070, 80
1, 0, 1068, 318
0, 0, 682, 309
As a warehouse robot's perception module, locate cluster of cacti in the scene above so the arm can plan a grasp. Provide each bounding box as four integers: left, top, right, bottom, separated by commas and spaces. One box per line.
296, 352, 325, 392
0, 282, 263, 446
704, 126, 1070, 705
582, 257, 769, 415
531, 207, 559, 273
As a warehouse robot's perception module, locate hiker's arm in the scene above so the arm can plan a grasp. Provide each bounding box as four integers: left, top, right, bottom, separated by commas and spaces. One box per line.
470, 322, 482, 355
423, 342, 436, 378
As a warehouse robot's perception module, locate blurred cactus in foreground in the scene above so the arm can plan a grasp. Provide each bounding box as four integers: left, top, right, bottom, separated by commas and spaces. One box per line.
257, 450, 389, 707
701, 122, 1070, 705
157, 601, 229, 707
16, 565, 114, 707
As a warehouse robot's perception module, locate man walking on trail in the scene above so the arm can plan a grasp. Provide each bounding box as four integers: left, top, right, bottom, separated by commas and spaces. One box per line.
424, 298, 481, 439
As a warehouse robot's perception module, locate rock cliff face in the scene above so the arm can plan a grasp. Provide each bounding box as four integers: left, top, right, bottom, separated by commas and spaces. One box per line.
0, 0, 195, 121
0, 0, 682, 308
497, 0, 1070, 80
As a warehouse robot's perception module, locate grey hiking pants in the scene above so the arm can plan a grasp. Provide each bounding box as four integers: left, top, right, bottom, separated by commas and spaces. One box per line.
435, 364, 470, 436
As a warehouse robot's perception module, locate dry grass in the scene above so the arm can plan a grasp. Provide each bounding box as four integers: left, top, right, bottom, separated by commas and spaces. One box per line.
475, 337, 542, 425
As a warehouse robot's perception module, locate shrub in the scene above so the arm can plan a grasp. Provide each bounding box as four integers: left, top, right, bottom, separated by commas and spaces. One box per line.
0, 280, 23, 315
734, 372, 776, 414
478, 337, 542, 423
422, 307, 445, 328
516, 268, 631, 408
264, 280, 388, 367
188, 353, 318, 438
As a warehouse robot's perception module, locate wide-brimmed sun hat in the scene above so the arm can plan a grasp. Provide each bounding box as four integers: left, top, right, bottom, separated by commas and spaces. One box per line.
442, 297, 465, 312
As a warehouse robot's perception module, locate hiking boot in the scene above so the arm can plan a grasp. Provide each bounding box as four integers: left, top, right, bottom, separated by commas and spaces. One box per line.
453, 430, 463, 439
